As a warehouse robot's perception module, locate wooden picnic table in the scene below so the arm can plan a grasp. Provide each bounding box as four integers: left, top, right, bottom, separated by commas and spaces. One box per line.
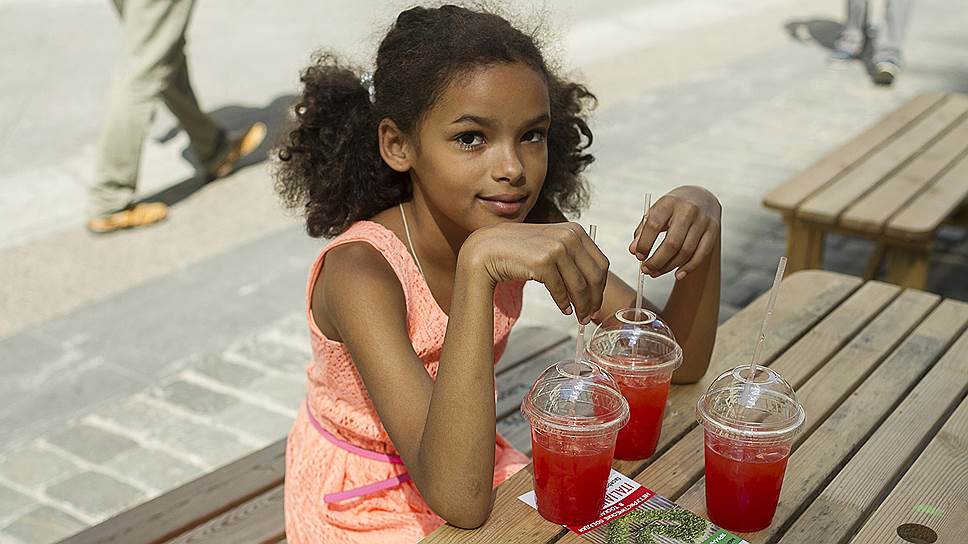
423, 270, 968, 544
763, 92, 968, 289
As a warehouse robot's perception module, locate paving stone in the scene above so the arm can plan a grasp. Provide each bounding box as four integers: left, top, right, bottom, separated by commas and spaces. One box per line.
46, 472, 144, 517
45, 424, 137, 464
0, 445, 77, 488
247, 375, 305, 412
229, 337, 310, 376
2, 506, 85, 544
190, 354, 264, 388
153, 419, 253, 468
104, 447, 204, 491
151, 380, 239, 415
217, 403, 294, 444
0, 486, 31, 518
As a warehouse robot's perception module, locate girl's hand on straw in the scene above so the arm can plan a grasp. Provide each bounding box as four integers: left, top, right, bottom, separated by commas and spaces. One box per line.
462, 222, 609, 324
628, 186, 721, 281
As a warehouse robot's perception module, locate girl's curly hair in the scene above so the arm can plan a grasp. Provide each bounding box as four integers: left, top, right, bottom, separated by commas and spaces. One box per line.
274, 4, 596, 238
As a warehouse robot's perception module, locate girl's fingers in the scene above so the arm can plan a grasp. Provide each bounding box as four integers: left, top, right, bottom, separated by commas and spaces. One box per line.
634, 203, 672, 262
573, 242, 609, 320
539, 267, 573, 315
642, 211, 691, 274
676, 229, 716, 279
554, 251, 593, 322
658, 224, 704, 276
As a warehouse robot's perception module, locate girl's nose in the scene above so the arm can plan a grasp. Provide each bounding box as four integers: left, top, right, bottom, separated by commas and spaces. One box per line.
492, 145, 524, 184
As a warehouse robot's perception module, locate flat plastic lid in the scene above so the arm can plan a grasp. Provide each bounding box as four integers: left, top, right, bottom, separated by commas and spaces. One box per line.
696, 364, 805, 441
520, 359, 629, 435
586, 309, 682, 375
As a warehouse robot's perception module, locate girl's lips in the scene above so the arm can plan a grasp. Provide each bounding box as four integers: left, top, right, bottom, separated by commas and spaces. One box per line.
477, 196, 527, 217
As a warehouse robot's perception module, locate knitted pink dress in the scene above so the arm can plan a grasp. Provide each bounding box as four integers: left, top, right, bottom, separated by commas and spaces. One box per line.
284, 221, 530, 543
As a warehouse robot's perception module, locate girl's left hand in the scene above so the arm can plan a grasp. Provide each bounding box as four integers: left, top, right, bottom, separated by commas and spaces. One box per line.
628, 186, 721, 281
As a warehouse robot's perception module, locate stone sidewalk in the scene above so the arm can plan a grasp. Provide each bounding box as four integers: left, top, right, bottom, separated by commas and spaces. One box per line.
1, 0, 967, 541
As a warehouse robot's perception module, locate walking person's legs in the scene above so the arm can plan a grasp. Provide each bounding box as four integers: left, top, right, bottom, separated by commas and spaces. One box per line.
832, 0, 869, 60
873, 0, 913, 84
88, 0, 196, 232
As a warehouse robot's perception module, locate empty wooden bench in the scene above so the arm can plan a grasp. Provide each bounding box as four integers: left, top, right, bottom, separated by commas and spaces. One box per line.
58, 326, 574, 544
764, 92, 968, 288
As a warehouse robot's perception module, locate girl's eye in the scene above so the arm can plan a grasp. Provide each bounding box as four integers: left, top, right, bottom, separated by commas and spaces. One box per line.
523, 130, 547, 143
455, 132, 485, 149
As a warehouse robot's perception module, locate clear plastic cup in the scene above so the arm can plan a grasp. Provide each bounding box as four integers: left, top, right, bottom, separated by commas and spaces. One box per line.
521, 359, 630, 525
696, 364, 806, 532
586, 308, 682, 460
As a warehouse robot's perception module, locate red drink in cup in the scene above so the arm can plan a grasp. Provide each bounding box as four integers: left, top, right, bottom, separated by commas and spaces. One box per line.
586, 309, 682, 460
521, 359, 629, 525
696, 364, 805, 532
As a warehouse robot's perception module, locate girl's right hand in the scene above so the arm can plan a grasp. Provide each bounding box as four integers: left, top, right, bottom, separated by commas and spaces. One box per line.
460, 222, 609, 324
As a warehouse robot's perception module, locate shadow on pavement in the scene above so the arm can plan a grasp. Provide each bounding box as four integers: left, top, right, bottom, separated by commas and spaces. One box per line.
141, 94, 296, 208
784, 19, 882, 84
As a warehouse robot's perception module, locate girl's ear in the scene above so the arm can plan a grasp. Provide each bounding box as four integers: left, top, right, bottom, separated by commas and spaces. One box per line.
378, 118, 414, 173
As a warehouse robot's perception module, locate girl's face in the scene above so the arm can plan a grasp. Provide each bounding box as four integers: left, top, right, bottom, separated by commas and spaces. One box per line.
409, 62, 551, 234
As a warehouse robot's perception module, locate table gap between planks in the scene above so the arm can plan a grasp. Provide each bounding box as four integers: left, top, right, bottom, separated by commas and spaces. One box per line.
423, 270, 968, 544
58, 325, 572, 544
763, 92, 968, 289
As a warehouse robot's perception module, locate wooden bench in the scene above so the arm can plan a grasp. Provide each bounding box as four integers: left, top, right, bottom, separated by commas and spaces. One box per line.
764, 92, 968, 289
59, 325, 575, 544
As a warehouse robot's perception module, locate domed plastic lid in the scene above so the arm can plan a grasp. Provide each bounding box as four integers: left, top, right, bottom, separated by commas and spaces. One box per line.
520, 359, 629, 436
696, 364, 805, 442
586, 308, 682, 375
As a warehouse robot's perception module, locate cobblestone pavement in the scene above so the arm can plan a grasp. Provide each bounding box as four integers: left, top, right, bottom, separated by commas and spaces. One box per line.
1, 0, 966, 541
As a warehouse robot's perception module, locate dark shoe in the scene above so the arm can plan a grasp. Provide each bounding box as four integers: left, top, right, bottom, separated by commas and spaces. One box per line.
207, 122, 268, 180
874, 60, 899, 85
86, 202, 169, 234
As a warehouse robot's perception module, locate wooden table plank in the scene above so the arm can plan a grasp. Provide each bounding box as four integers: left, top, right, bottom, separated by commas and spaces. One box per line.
797, 95, 968, 225
421, 271, 862, 543
850, 394, 968, 543
496, 341, 573, 422
779, 327, 968, 543
887, 152, 968, 240
496, 326, 570, 375
840, 114, 968, 234
763, 93, 946, 212
60, 439, 287, 544
555, 282, 925, 544
165, 486, 285, 544
673, 299, 968, 542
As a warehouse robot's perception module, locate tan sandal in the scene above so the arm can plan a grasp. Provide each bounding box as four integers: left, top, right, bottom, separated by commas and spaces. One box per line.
207, 122, 268, 180
86, 202, 169, 234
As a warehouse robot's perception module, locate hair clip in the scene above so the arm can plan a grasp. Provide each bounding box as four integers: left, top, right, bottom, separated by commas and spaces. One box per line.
359, 71, 376, 103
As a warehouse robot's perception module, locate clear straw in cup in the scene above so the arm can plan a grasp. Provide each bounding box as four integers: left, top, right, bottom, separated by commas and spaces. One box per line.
696, 365, 805, 532
586, 309, 681, 459
521, 359, 629, 525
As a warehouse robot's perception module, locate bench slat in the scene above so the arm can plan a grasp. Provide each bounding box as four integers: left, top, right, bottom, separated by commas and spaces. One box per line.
779, 327, 968, 543
762, 93, 945, 212
165, 486, 285, 544
59, 439, 287, 544
797, 95, 968, 225
840, 114, 968, 234
496, 326, 570, 375
887, 151, 968, 240
849, 393, 968, 543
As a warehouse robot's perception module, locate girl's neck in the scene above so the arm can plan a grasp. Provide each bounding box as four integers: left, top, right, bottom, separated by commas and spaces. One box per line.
403, 192, 468, 278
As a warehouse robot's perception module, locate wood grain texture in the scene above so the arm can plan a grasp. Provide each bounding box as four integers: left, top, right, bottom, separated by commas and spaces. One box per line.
887, 152, 968, 239
849, 394, 968, 544
797, 96, 968, 225
495, 326, 570, 375
421, 271, 862, 544
165, 486, 285, 544
675, 299, 968, 542
780, 327, 968, 544
763, 93, 946, 212
840, 115, 968, 234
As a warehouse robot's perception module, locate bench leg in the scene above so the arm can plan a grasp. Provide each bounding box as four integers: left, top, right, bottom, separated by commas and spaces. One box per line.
884, 244, 931, 289
785, 219, 825, 273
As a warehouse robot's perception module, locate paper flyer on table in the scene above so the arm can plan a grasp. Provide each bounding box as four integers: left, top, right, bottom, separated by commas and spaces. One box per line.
518, 469, 750, 544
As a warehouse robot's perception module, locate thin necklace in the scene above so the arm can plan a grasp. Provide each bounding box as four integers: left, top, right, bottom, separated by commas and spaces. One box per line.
399, 202, 427, 280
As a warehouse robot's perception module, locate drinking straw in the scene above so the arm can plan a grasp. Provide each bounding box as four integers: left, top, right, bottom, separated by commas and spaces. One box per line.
574, 224, 599, 364
635, 194, 652, 314
741, 256, 788, 403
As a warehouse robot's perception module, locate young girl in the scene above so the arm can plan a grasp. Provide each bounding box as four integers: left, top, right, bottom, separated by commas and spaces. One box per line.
276, 5, 722, 543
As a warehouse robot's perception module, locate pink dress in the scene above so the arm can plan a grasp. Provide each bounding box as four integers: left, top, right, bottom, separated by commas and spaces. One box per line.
284, 221, 530, 543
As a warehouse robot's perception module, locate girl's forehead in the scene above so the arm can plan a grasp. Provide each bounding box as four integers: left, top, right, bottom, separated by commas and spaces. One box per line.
428, 63, 550, 124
